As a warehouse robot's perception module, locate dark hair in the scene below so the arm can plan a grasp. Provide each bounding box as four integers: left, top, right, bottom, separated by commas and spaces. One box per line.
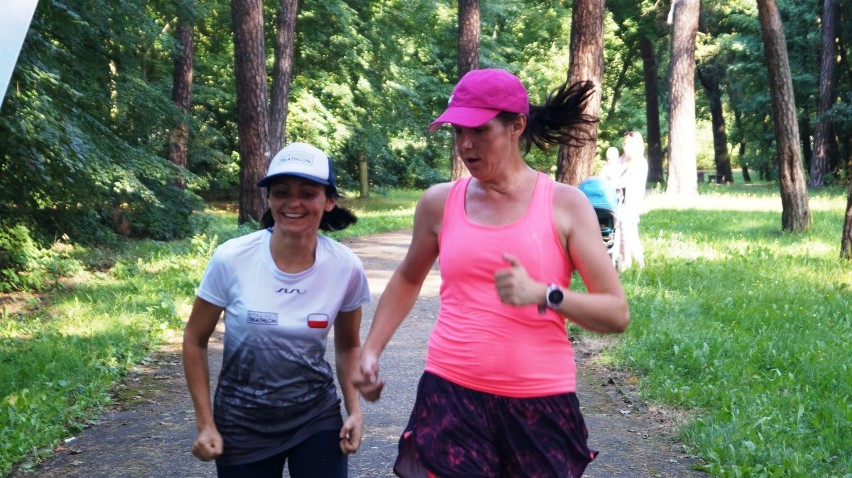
497, 80, 598, 154
260, 184, 358, 232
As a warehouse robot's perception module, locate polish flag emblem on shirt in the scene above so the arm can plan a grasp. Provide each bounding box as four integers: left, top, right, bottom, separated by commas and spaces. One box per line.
307, 313, 329, 328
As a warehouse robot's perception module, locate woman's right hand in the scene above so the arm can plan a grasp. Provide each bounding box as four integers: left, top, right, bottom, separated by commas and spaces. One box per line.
354, 351, 385, 402
191, 425, 223, 462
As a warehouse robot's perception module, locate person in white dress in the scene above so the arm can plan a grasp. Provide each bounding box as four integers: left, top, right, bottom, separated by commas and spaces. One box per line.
602, 131, 648, 270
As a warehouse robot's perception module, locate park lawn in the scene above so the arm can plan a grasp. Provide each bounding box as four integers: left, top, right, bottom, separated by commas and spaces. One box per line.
600, 181, 850, 477
1, 184, 849, 477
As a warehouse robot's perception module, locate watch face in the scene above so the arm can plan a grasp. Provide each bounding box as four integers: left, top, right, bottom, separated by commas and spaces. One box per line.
548, 288, 564, 304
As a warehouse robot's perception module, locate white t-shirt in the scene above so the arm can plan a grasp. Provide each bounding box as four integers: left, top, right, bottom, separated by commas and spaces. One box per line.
196, 229, 370, 464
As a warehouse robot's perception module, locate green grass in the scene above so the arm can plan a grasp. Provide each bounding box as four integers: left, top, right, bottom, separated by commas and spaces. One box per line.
1, 184, 849, 477
608, 181, 851, 477
326, 188, 420, 239
0, 228, 226, 475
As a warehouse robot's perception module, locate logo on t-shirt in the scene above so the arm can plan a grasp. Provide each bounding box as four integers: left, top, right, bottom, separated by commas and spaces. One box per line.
275, 287, 305, 294
307, 313, 329, 329
247, 311, 278, 326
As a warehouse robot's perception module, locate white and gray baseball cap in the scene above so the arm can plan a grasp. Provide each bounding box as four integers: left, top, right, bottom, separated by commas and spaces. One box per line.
257, 142, 338, 193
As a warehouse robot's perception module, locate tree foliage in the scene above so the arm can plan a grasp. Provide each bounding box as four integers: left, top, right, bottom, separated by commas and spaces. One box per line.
0, 1, 200, 247
2, 0, 851, 287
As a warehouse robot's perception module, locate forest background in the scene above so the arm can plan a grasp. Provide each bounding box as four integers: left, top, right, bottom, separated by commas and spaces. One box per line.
0, 0, 851, 476
2, 0, 851, 261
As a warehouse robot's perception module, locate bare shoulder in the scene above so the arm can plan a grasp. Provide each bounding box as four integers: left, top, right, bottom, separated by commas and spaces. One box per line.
416, 182, 453, 218
420, 182, 453, 205
551, 179, 598, 240
411, 182, 454, 237
552, 180, 593, 210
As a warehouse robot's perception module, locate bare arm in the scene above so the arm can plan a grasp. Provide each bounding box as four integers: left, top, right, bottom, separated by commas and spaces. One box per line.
556, 184, 629, 332
355, 184, 448, 401
495, 184, 629, 333
182, 296, 224, 461
334, 307, 364, 454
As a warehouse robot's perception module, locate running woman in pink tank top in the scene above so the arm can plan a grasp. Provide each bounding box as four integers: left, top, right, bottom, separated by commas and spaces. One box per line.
355, 69, 629, 478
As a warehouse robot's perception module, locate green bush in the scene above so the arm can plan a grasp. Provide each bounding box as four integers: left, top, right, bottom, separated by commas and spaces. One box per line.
0, 223, 83, 293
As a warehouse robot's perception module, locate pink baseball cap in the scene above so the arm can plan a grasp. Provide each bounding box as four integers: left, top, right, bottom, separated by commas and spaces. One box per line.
429, 68, 529, 132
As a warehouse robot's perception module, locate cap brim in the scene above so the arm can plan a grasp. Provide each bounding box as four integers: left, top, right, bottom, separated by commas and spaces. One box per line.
428, 106, 501, 133
258, 172, 331, 187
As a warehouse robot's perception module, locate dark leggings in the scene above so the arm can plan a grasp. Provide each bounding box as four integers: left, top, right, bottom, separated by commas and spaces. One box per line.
216, 429, 347, 478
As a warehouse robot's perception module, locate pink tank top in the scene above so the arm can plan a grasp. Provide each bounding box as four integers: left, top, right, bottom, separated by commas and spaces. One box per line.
426, 172, 576, 397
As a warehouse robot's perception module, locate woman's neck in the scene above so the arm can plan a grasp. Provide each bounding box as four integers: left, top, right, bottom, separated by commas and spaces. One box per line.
465, 166, 538, 226
269, 229, 318, 273
475, 162, 537, 197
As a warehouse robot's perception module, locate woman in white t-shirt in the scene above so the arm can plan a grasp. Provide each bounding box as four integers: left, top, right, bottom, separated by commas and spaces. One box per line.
183, 142, 371, 478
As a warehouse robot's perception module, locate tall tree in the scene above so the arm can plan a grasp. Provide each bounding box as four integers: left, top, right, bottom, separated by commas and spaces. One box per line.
606, 0, 666, 186
451, 0, 480, 180
756, 0, 811, 232
809, 0, 837, 187
603, 50, 635, 123
268, 0, 298, 156
732, 110, 752, 182
843, 185, 852, 259
169, 2, 195, 190
556, 0, 605, 186
232, 0, 269, 224
638, 35, 664, 185
665, 0, 700, 196
697, 63, 734, 183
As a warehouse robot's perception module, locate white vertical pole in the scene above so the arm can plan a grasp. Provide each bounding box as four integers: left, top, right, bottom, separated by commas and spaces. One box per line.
0, 0, 40, 112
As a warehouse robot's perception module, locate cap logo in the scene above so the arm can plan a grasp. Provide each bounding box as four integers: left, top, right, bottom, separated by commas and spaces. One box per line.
278, 151, 314, 166
447, 94, 454, 106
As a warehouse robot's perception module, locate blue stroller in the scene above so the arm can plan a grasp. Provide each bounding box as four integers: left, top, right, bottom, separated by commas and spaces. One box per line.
578, 176, 621, 268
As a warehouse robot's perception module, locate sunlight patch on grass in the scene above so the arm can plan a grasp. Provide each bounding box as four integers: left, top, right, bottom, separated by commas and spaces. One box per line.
645, 187, 845, 213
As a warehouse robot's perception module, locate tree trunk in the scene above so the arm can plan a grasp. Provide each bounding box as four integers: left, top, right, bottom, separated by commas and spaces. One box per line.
738, 134, 752, 182
730, 101, 752, 182
665, 0, 699, 196
168, 15, 194, 190
799, 115, 813, 172
809, 0, 837, 187
232, 0, 270, 224
359, 152, 369, 199
451, 0, 479, 181
697, 64, 734, 183
756, 0, 811, 232
557, 0, 604, 186
639, 36, 664, 186
268, 0, 298, 156
842, 184, 852, 259
604, 50, 634, 122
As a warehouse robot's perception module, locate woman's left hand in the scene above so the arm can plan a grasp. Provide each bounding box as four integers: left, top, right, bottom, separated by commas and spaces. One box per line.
339, 412, 363, 455
494, 253, 544, 307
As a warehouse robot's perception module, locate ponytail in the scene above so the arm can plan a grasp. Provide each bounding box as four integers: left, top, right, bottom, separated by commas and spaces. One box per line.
509, 80, 598, 154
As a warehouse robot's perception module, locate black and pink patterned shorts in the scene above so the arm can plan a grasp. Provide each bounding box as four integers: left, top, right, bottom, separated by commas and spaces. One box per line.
393, 372, 598, 478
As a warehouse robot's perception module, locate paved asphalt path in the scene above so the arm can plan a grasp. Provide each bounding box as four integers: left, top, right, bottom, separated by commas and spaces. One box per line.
13, 230, 704, 478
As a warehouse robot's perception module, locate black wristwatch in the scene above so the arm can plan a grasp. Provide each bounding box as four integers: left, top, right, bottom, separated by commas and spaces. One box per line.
539, 283, 565, 315
546, 284, 565, 310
